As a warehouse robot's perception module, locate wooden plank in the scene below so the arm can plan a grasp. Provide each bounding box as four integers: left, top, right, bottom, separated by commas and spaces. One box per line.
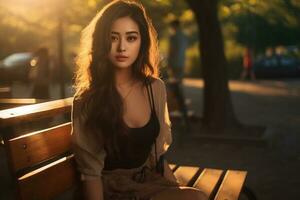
0, 98, 45, 104
0, 98, 46, 109
0, 97, 73, 127
18, 156, 79, 200
168, 164, 177, 171
214, 170, 247, 200
173, 166, 200, 186
7, 123, 72, 172
193, 168, 223, 199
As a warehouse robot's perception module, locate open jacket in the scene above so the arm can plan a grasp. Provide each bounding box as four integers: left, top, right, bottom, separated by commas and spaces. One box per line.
71, 77, 172, 180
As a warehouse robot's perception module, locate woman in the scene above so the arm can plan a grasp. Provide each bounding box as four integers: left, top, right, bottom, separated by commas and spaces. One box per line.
72, 1, 206, 199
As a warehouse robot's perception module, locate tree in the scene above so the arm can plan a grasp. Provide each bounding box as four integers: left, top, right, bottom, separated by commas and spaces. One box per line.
185, 0, 238, 131
233, 13, 300, 52
0, 0, 101, 57
222, 0, 300, 52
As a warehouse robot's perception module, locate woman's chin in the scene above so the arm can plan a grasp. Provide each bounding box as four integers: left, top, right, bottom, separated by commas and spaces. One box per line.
114, 63, 132, 70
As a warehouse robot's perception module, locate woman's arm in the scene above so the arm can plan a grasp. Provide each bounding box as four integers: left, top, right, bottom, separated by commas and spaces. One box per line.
72, 100, 106, 200
163, 159, 178, 183
83, 177, 104, 200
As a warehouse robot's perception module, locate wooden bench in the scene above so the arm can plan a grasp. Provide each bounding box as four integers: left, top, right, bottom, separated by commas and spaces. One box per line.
0, 98, 255, 200
0, 98, 46, 110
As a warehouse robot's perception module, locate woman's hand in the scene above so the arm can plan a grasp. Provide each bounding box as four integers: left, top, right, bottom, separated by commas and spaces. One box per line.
163, 160, 178, 183
83, 176, 104, 200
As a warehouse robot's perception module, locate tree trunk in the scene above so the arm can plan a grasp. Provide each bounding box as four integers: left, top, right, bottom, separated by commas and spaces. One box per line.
186, 0, 239, 130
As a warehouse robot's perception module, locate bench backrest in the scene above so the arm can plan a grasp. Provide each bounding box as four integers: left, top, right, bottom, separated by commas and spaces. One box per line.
0, 97, 77, 200
0, 98, 46, 109
0, 97, 249, 200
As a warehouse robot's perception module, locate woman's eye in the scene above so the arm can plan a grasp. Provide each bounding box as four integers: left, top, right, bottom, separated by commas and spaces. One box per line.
111, 36, 118, 41
127, 36, 137, 42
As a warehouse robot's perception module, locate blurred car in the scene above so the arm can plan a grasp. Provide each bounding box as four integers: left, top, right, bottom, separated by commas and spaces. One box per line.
253, 55, 300, 78
0, 52, 35, 83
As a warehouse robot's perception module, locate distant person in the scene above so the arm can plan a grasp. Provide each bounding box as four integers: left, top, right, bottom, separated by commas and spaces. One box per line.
168, 19, 187, 82
167, 19, 190, 132
240, 47, 255, 80
31, 47, 50, 99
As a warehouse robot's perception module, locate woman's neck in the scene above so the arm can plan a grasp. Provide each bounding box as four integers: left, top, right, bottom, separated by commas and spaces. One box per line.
115, 68, 134, 87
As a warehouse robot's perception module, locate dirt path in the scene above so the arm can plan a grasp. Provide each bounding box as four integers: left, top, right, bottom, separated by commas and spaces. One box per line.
166, 78, 300, 199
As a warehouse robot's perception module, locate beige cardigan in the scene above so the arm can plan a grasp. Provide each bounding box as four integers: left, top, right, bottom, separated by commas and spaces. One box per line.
71, 77, 172, 180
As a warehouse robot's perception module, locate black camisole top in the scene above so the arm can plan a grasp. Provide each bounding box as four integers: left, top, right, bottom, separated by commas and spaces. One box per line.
103, 81, 160, 170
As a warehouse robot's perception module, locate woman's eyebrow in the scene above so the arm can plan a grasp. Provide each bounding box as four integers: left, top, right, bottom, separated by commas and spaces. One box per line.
126, 31, 139, 35
111, 31, 139, 35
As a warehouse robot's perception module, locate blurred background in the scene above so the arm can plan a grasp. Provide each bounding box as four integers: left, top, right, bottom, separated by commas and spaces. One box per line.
1, 0, 299, 90
0, 0, 299, 199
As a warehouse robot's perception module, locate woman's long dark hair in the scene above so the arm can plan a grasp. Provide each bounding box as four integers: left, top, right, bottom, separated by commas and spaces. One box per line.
74, 0, 159, 157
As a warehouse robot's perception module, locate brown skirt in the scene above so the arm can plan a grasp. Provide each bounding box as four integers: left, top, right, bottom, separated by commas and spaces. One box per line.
102, 164, 179, 200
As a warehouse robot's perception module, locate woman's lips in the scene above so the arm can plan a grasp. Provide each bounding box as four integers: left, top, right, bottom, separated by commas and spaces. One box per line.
115, 55, 128, 62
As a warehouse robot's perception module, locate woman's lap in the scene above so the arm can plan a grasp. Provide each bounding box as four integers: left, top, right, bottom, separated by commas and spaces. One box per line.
102, 165, 207, 200
102, 166, 177, 199
152, 186, 207, 200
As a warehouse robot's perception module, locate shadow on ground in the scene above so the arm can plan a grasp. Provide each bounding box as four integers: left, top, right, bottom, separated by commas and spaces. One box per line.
166, 78, 300, 200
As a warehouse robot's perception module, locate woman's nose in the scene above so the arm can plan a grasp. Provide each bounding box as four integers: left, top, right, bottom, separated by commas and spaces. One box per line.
118, 38, 126, 52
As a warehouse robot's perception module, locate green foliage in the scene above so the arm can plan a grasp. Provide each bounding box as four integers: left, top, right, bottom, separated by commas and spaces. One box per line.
221, 0, 300, 52
218, 0, 300, 79
234, 13, 300, 50
1, 0, 300, 79
0, 0, 102, 58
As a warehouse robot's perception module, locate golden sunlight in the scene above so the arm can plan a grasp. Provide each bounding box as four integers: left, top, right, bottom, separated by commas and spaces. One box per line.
184, 79, 300, 97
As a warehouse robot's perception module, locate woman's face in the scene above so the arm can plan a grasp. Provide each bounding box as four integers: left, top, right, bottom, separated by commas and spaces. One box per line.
108, 16, 141, 70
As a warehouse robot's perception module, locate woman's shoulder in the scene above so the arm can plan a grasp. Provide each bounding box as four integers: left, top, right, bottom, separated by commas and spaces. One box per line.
72, 95, 83, 108
72, 89, 91, 108
72, 93, 88, 117
147, 76, 166, 91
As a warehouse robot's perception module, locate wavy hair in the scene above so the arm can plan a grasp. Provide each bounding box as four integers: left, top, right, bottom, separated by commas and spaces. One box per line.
74, 0, 159, 157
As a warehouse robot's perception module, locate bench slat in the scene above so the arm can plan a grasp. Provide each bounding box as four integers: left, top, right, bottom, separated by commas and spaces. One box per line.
18, 156, 78, 200
193, 168, 223, 199
7, 123, 72, 172
0, 98, 45, 109
214, 170, 247, 200
173, 166, 200, 186
0, 98, 45, 104
168, 164, 177, 171
0, 97, 73, 127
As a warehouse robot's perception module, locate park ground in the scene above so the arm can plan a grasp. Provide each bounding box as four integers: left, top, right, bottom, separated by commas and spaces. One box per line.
167, 78, 300, 200
1, 78, 300, 199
